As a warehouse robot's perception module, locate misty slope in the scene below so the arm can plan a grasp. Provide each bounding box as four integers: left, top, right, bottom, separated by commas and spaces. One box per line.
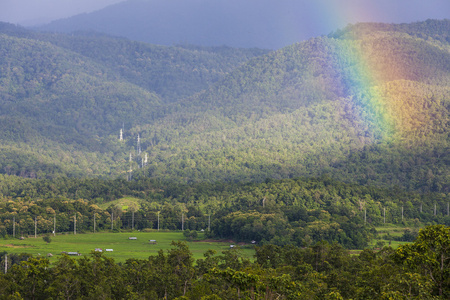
132, 20, 450, 191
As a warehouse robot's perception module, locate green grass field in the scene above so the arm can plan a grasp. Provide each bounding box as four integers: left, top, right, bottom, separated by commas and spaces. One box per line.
0, 231, 255, 264
368, 224, 421, 249
98, 196, 142, 211
0, 224, 419, 265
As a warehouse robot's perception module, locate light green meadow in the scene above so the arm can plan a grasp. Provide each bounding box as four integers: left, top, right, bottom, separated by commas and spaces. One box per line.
0, 231, 255, 264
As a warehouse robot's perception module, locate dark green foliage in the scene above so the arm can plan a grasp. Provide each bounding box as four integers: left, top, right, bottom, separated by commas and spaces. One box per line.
183, 229, 198, 241
394, 225, 450, 297
0, 175, 448, 248
0, 226, 449, 299
42, 235, 51, 244
396, 229, 419, 242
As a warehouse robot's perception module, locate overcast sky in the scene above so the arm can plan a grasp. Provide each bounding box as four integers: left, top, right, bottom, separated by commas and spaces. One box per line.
1, 0, 449, 30
0, 0, 126, 26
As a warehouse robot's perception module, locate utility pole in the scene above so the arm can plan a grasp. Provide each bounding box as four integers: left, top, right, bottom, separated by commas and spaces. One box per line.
111, 212, 114, 231
4, 254, 7, 274
119, 128, 123, 141
132, 211, 134, 231
208, 214, 211, 232
94, 213, 96, 233
157, 212, 160, 231
128, 152, 132, 181
53, 215, 56, 236
137, 134, 141, 155
434, 204, 437, 216
401, 206, 404, 221
182, 213, 184, 231
34, 217, 37, 238
383, 207, 386, 224
74, 215, 76, 235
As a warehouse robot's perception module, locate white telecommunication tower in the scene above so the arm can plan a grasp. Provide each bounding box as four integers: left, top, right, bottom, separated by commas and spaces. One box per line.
137, 134, 141, 155
128, 152, 133, 181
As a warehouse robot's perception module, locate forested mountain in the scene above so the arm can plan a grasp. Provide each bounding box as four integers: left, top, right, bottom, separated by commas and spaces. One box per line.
135, 20, 450, 192
0, 20, 448, 192
0, 22, 267, 178
1, 22, 269, 103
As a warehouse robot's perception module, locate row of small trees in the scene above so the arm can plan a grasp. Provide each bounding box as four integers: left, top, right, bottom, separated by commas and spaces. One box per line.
4, 202, 450, 237
1, 211, 212, 238
0, 225, 449, 299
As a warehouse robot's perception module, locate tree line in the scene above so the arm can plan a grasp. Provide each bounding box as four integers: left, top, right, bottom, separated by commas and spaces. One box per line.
0, 225, 449, 299
1, 175, 448, 248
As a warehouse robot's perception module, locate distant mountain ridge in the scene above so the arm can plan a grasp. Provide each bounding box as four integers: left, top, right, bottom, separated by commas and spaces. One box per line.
0, 20, 449, 192
34, 0, 326, 49
33, 0, 450, 50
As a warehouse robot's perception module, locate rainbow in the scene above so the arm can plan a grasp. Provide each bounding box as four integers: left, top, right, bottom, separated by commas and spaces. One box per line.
275, 1, 440, 141
277, 0, 438, 141
333, 35, 396, 140
323, 26, 425, 141
319, 1, 438, 141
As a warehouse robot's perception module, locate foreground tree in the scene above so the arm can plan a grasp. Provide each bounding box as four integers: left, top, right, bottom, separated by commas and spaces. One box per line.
394, 225, 450, 297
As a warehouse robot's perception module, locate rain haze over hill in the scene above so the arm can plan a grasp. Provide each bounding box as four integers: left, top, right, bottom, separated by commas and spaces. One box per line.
2, 0, 449, 48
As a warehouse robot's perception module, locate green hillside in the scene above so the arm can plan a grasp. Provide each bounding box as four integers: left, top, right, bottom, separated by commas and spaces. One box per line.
0, 20, 448, 192
42, 35, 270, 102
0, 23, 268, 178
134, 20, 450, 192
1, 22, 269, 103
0, 31, 165, 177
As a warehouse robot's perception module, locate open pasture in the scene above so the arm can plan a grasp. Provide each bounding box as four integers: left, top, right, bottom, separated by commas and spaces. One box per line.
97, 196, 143, 211
368, 224, 420, 249
0, 231, 255, 263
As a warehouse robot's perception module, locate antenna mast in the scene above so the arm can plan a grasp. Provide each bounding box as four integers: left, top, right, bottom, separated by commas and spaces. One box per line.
144, 153, 148, 167
128, 152, 133, 181
137, 134, 141, 155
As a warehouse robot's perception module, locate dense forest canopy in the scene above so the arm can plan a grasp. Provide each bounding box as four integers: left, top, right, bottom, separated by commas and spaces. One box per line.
0, 20, 448, 192
0, 175, 448, 249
